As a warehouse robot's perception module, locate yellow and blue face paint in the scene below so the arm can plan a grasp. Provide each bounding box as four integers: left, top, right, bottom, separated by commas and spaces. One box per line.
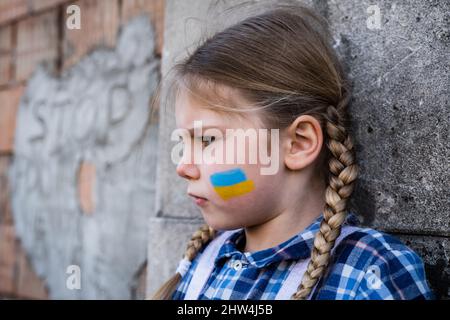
210, 168, 255, 200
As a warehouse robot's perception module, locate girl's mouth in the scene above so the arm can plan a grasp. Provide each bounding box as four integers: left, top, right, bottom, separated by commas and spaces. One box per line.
188, 193, 208, 207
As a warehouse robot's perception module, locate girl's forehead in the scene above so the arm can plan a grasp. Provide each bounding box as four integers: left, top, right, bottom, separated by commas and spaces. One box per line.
175, 82, 240, 112
175, 85, 265, 128
175, 91, 230, 128
175, 86, 262, 130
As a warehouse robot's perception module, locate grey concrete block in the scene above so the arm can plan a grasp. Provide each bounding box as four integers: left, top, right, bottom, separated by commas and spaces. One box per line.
146, 217, 205, 296
325, 0, 449, 234
397, 234, 450, 299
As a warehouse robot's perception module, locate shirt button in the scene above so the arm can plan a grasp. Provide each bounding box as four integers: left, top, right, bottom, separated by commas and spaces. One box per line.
232, 260, 243, 271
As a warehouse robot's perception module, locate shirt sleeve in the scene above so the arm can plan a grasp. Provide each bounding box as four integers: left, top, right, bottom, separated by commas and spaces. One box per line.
348, 233, 434, 300
316, 229, 435, 300
352, 246, 434, 300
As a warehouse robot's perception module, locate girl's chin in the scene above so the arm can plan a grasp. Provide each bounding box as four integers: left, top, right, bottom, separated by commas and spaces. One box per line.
201, 213, 239, 231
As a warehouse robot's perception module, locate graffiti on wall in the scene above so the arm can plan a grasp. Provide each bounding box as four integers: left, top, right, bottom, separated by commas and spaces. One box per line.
9, 16, 159, 299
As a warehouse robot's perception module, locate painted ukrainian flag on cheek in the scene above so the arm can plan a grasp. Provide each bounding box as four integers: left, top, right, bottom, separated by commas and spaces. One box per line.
210, 168, 255, 200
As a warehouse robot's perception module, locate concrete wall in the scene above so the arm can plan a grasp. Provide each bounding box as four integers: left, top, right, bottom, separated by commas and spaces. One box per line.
146, 0, 449, 299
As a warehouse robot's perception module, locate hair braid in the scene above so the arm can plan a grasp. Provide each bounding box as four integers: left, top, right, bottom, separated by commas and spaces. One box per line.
151, 224, 217, 299
186, 224, 217, 260
292, 94, 359, 300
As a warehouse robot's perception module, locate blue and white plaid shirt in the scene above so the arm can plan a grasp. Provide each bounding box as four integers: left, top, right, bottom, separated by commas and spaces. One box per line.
171, 213, 434, 300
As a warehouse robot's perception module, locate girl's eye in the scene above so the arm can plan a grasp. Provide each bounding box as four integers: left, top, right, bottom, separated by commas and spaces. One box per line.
202, 136, 216, 147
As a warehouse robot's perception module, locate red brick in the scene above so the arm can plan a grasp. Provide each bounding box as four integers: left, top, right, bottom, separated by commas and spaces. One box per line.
121, 0, 165, 56
0, 54, 12, 85
15, 245, 49, 299
0, 156, 13, 224
0, 86, 24, 153
77, 161, 96, 215
0, 26, 13, 85
29, 0, 71, 13
0, 212, 48, 299
63, 0, 120, 69
0, 25, 13, 53
0, 0, 28, 26
16, 10, 59, 81
0, 224, 16, 295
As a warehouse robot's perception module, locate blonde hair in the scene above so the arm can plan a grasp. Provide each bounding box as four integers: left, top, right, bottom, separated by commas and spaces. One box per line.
152, 4, 358, 300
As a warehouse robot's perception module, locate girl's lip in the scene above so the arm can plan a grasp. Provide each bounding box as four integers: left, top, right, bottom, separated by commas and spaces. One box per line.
188, 192, 207, 199
193, 197, 207, 206
188, 193, 208, 206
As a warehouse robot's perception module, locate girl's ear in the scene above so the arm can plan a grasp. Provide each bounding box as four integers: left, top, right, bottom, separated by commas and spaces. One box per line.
283, 115, 324, 171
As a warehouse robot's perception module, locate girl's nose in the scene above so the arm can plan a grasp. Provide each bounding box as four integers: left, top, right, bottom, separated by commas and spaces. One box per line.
176, 138, 201, 180
176, 160, 200, 180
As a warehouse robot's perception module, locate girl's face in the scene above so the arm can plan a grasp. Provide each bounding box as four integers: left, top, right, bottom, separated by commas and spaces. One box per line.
174, 87, 288, 231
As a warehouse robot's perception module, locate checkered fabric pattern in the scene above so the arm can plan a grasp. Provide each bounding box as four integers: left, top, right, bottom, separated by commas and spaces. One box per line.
171, 213, 434, 300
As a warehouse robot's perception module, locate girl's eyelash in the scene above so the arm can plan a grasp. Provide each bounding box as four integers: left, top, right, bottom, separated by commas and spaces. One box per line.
177, 136, 216, 146
201, 136, 215, 145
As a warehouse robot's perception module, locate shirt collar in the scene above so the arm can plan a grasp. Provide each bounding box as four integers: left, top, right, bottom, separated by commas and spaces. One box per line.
214, 212, 360, 269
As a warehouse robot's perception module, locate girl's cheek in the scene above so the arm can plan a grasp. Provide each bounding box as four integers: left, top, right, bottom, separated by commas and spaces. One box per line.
209, 167, 256, 202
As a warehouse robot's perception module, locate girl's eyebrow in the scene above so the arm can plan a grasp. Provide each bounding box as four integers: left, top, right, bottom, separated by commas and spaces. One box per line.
184, 125, 226, 134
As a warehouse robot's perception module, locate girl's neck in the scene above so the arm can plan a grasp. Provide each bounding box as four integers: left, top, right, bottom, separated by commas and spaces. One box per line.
241, 187, 325, 253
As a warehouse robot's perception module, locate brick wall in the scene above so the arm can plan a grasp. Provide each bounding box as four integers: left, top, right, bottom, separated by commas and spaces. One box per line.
0, 0, 165, 299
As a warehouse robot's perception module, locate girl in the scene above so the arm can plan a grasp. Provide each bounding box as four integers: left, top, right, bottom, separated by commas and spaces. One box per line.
152, 5, 434, 300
